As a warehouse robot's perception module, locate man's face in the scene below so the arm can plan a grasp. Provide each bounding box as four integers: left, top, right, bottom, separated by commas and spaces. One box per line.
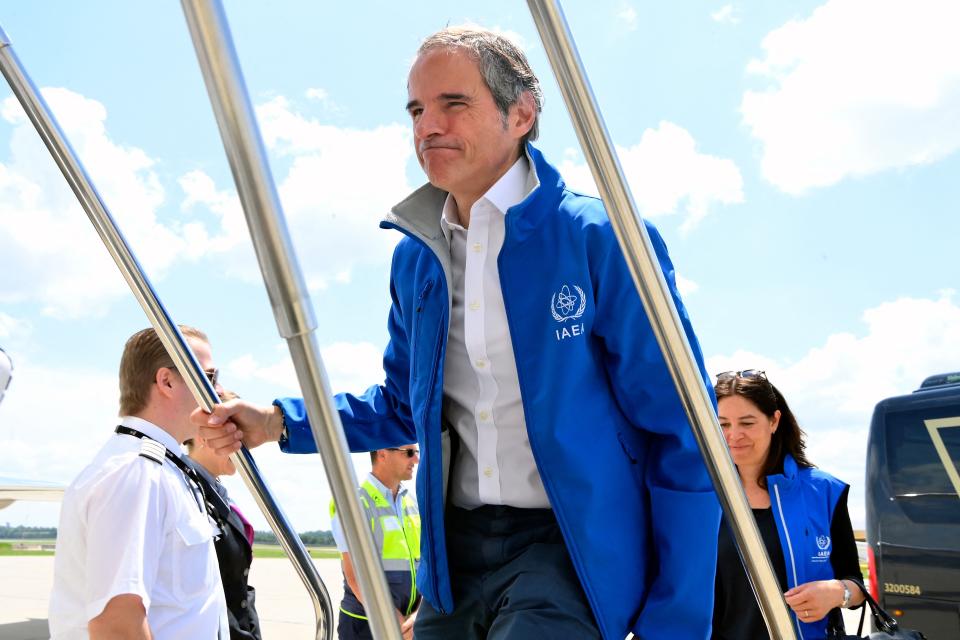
406, 47, 532, 205
173, 338, 220, 434
384, 445, 419, 483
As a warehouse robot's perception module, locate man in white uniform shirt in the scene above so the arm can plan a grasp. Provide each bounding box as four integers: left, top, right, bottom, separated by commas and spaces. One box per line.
49, 326, 229, 639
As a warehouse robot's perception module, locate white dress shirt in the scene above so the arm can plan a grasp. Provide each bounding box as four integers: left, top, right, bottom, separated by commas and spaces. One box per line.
49, 416, 228, 640
440, 155, 549, 509
331, 472, 412, 552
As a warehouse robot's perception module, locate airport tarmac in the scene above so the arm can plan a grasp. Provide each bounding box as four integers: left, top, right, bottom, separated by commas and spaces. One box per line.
0, 555, 869, 638
0, 555, 344, 639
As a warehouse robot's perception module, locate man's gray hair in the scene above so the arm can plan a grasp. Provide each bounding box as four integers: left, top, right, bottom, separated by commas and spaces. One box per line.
418, 26, 543, 144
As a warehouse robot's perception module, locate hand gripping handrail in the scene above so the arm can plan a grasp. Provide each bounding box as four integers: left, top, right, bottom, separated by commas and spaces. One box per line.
0, 22, 336, 640
525, 2, 798, 638
177, 2, 402, 639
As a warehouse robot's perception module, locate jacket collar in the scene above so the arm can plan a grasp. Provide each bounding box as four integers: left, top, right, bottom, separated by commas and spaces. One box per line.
767, 453, 799, 487
383, 143, 566, 246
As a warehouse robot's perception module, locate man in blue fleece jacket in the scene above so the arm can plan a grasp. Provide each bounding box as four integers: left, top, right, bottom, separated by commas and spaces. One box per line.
196, 25, 720, 640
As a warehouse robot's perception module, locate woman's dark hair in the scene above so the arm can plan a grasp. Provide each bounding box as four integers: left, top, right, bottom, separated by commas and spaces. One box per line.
714, 374, 813, 487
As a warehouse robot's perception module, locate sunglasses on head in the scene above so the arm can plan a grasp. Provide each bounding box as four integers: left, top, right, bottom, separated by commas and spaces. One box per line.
715, 369, 767, 382
386, 447, 419, 458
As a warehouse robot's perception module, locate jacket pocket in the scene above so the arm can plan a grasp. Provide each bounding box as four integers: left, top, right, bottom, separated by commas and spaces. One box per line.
412, 280, 434, 334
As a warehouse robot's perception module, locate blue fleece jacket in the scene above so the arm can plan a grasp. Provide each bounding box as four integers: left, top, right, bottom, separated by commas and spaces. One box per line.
277, 145, 721, 640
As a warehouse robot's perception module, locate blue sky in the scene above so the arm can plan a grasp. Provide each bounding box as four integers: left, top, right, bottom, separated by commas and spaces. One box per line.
1, 0, 958, 531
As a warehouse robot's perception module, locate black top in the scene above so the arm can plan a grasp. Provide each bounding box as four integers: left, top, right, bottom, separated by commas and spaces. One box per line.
186, 458, 262, 640
712, 487, 861, 640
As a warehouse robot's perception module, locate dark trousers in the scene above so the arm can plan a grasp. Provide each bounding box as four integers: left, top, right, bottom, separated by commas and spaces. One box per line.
414, 505, 601, 640
337, 609, 373, 640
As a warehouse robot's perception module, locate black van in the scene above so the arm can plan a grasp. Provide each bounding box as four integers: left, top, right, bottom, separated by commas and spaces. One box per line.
865, 373, 960, 637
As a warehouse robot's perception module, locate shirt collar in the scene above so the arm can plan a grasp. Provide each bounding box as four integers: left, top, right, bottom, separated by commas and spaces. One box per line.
366, 472, 406, 503
439, 154, 538, 243
485, 153, 537, 214
120, 415, 181, 453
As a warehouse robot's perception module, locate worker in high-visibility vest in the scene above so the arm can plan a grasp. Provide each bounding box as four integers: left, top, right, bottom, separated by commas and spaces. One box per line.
330, 445, 421, 640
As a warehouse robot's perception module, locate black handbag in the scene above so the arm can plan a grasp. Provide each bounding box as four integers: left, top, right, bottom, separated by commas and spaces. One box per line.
827, 582, 927, 639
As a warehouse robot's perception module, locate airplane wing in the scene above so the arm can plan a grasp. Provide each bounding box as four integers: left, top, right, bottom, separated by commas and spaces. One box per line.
0, 476, 65, 510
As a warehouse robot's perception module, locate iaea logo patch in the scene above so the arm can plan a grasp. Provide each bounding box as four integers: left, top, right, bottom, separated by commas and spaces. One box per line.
551, 284, 586, 322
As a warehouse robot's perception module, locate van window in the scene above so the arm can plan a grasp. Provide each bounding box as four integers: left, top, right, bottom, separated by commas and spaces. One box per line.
885, 410, 960, 525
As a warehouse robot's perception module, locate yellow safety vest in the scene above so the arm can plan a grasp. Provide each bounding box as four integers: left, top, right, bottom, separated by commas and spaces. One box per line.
330, 480, 421, 619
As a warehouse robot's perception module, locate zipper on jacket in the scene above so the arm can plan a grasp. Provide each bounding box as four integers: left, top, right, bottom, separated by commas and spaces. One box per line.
420, 312, 446, 613
773, 483, 805, 640
381, 221, 449, 614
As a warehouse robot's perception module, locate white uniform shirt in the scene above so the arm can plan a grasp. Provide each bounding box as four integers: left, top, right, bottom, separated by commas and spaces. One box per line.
440, 156, 549, 509
49, 416, 228, 640
331, 473, 410, 552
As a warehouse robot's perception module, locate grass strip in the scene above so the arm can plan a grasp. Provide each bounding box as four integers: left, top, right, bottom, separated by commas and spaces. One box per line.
253, 545, 340, 560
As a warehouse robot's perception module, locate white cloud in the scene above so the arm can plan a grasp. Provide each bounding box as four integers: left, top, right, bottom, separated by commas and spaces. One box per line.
741, 0, 960, 194
0, 88, 192, 317
707, 292, 960, 526
0, 87, 414, 318
226, 341, 385, 397
675, 274, 699, 297
0, 360, 119, 484
181, 97, 413, 289
177, 170, 258, 279
559, 121, 743, 232
217, 445, 374, 532
711, 4, 741, 25
0, 313, 30, 340
304, 87, 343, 115
217, 341, 389, 530
618, 3, 639, 31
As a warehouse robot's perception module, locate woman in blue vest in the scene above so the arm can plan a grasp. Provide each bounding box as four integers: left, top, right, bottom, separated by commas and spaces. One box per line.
712, 370, 865, 639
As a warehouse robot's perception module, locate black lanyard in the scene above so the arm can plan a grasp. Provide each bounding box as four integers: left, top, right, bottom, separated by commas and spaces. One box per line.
115, 425, 219, 527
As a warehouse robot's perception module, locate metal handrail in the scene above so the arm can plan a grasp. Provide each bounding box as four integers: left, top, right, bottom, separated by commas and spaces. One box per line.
177, 2, 401, 639
524, 2, 798, 638
0, 22, 335, 640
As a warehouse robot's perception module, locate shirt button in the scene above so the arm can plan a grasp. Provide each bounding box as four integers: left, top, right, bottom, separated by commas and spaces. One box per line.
475, 359, 486, 368
478, 411, 489, 421
240, 600, 247, 608
468, 301, 480, 311
243, 568, 249, 577
483, 467, 493, 478
472, 242, 482, 252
